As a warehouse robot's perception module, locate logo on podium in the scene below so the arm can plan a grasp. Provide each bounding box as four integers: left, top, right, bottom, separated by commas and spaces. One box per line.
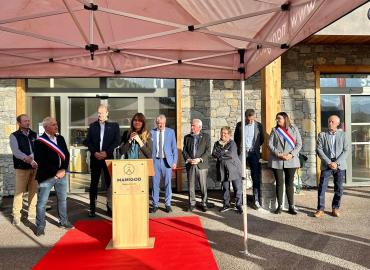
123, 164, 135, 175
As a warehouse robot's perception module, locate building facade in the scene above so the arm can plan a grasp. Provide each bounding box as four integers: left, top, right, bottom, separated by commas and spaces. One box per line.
1, 4, 370, 198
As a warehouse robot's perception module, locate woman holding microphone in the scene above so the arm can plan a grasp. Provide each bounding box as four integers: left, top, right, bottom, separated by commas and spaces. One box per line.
120, 113, 152, 159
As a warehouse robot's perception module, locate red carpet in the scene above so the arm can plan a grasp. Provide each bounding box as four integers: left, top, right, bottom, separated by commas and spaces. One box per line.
33, 216, 218, 270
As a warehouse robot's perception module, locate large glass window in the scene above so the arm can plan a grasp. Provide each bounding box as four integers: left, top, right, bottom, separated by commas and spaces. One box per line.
30, 96, 60, 135
351, 95, 370, 183
108, 98, 138, 127
26, 77, 177, 192
320, 95, 345, 130
144, 97, 176, 130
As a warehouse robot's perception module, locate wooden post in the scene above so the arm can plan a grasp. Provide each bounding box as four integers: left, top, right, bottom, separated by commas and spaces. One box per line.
176, 79, 183, 192
16, 79, 26, 122
261, 57, 281, 161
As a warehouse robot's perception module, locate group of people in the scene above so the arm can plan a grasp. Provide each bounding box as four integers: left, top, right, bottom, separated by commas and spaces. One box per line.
9, 104, 348, 237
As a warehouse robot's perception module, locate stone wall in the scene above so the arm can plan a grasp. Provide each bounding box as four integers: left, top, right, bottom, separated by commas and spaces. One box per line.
0, 79, 17, 200
181, 75, 261, 191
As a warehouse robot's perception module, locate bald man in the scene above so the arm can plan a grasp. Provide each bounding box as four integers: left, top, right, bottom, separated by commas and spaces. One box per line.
86, 104, 120, 217
315, 115, 349, 218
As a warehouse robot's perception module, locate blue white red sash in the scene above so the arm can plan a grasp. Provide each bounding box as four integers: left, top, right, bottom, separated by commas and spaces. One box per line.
276, 127, 296, 148
36, 136, 65, 161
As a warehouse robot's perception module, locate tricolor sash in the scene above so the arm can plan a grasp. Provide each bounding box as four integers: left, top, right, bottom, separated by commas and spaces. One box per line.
276, 127, 296, 148
36, 136, 66, 161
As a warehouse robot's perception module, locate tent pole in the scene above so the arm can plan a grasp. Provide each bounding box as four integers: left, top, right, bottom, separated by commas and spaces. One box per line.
238, 49, 249, 256
240, 75, 249, 256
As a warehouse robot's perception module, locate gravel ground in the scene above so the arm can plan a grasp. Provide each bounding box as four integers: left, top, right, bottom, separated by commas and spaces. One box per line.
0, 187, 369, 270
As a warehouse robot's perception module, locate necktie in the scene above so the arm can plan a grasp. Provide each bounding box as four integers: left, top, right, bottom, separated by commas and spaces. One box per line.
159, 131, 163, 158
193, 135, 198, 157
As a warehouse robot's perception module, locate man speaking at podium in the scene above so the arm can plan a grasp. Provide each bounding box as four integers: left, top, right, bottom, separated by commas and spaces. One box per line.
151, 114, 178, 213
86, 104, 120, 217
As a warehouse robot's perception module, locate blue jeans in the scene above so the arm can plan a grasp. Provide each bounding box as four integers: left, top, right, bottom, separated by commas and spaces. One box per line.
317, 169, 345, 211
152, 158, 172, 207
36, 176, 68, 230
246, 152, 261, 204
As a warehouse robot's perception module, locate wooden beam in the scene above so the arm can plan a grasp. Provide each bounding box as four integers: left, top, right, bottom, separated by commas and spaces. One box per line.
315, 70, 321, 186
314, 65, 370, 73
261, 57, 281, 161
16, 79, 26, 125
176, 79, 183, 192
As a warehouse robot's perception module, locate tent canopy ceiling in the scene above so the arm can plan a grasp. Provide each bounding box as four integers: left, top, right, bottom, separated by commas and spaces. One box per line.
0, 0, 367, 79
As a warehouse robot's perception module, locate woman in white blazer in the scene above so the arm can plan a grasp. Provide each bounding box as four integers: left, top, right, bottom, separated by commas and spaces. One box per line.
268, 112, 302, 215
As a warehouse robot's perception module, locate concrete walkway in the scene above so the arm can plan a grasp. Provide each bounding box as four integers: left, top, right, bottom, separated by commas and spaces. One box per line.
0, 187, 369, 270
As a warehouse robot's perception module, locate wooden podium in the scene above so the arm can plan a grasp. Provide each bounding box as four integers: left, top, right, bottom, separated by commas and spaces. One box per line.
105, 159, 155, 249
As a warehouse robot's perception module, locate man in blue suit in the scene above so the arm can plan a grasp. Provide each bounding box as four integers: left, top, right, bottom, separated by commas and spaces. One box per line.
151, 114, 178, 213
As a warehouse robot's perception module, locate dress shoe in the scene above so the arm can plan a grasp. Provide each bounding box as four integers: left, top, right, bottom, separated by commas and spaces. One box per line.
151, 206, 158, 213
253, 202, 261, 210
206, 202, 215, 209
288, 206, 298, 215
88, 210, 96, 217
107, 204, 112, 217
201, 205, 208, 212
274, 206, 282, 214
12, 217, 20, 226
314, 210, 325, 218
59, 222, 74, 229
220, 205, 231, 213
165, 206, 173, 213
187, 205, 195, 212
35, 228, 45, 237
332, 209, 340, 217
89, 204, 96, 217
236, 206, 243, 214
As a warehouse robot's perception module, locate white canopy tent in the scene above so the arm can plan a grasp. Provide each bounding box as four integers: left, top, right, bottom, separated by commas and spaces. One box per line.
1, 0, 367, 255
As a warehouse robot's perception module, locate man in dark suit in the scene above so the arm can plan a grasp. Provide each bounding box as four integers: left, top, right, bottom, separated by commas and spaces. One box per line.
34, 117, 72, 236
234, 109, 264, 210
183, 119, 210, 212
86, 104, 120, 217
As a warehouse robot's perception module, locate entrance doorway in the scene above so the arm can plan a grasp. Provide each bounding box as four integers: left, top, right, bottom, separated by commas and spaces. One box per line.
320, 74, 370, 185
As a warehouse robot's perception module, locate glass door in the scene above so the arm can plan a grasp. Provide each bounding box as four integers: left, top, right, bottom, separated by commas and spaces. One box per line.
350, 96, 370, 183
320, 94, 348, 184
29, 96, 60, 135
69, 97, 100, 192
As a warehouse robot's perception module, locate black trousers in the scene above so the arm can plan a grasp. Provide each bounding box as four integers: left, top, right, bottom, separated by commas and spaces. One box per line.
272, 168, 296, 207
246, 152, 261, 204
89, 158, 111, 209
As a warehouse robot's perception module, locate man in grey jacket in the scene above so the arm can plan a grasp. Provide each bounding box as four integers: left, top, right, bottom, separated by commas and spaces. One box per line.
315, 115, 349, 218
